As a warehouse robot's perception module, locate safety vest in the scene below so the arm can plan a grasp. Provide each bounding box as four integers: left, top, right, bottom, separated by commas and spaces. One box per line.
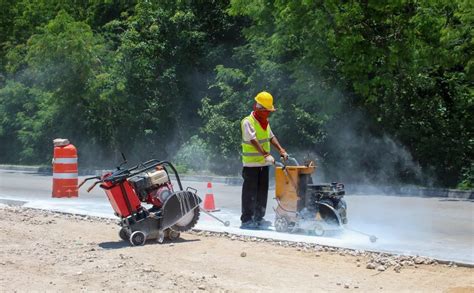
241, 114, 271, 164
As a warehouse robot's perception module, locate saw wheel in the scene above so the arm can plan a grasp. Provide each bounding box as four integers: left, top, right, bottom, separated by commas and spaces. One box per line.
275, 216, 289, 232
171, 207, 200, 232
119, 228, 129, 241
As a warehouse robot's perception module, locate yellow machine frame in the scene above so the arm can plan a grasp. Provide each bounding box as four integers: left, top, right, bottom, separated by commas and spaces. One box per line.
275, 162, 315, 222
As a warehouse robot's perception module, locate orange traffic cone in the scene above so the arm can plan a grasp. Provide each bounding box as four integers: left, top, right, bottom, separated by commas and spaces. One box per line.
203, 182, 219, 212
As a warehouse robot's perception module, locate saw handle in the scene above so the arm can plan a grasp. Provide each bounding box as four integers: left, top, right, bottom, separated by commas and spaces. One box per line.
78, 176, 100, 189
274, 155, 299, 169
86, 181, 100, 192
78, 175, 101, 193
274, 161, 285, 168
274, 157, 299, 193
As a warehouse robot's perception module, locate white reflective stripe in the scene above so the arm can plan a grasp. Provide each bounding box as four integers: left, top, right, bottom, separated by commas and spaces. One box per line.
54, 158, 78, 164
53, 173, 78, 179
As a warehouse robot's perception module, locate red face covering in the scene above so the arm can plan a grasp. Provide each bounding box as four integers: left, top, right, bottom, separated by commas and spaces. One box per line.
253, 103, 270, 130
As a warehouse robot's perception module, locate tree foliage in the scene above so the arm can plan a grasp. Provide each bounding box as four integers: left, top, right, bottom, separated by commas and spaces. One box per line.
202, 0, 472, 186
0, 0, 471, 187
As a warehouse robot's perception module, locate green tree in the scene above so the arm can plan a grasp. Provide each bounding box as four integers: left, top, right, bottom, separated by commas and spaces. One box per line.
0, 81, 50, 163
0, 0, 471, 187
200, 0, 473, 185
0, 10, 104, 163
89, 0, 244, 162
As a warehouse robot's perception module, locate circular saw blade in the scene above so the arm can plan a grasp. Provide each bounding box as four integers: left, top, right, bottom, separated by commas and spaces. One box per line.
172, 208, 200, 232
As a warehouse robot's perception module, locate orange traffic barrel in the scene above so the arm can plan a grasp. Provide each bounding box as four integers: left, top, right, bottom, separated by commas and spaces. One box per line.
52, 138, 78, 198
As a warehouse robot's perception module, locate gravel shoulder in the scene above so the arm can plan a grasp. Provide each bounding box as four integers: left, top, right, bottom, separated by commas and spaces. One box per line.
0, 206, 472, 292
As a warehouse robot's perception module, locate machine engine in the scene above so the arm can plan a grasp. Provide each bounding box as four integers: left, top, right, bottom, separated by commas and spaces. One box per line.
128, 169, 174, 207
302, 182, 347, 225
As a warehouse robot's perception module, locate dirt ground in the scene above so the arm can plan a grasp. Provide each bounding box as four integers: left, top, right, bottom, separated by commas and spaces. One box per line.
0, 206, 472, 293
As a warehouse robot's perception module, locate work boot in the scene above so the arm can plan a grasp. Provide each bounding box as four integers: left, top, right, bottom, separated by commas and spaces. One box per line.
240, 220, 258, 230
256, 218, 272, 229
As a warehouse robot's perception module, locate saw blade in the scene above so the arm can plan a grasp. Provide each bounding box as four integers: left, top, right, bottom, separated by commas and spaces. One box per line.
172, 208, 200, 231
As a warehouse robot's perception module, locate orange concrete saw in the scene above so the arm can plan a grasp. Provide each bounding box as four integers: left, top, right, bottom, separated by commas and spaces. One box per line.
274, 157, 348, 237
274, 157, 377, 242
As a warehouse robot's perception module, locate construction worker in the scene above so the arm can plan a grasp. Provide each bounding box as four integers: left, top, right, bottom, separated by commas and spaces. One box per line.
240, 91, 288, 229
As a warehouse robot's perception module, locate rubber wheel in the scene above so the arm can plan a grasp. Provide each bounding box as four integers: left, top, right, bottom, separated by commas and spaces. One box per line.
275, 217, 289, 233
119, 228, 129, 241
130, 231, 146, 246
166, 229, 181, 241
172, 208, 200, 232
313, 224, 325, 237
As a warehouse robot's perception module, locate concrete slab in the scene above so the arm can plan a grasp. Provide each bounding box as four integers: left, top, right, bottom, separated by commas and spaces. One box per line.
0, 169, 473, 264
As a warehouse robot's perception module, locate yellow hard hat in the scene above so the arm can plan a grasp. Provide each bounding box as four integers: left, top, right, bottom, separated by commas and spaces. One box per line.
254, 91, 275, 111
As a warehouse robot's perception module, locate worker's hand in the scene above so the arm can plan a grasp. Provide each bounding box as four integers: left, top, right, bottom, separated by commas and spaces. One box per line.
264, 154, 275, 164
279, 149, 289, 160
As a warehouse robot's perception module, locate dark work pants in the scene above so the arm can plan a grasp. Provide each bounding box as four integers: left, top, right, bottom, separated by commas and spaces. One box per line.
241, 166, 269, 223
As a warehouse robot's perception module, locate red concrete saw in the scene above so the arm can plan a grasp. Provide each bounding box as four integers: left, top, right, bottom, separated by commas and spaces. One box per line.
79, 157, 201, 246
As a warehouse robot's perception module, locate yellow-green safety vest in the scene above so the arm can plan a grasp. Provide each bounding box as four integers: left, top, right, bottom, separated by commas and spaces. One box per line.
241, 114, 271, 164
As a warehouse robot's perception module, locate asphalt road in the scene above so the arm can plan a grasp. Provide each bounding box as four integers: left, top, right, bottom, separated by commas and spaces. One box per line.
0, 169, 473, 264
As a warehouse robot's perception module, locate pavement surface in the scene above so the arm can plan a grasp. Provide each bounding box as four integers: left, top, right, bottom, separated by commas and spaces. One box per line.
0, 169, 473, 264
3, 206, 473, 292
